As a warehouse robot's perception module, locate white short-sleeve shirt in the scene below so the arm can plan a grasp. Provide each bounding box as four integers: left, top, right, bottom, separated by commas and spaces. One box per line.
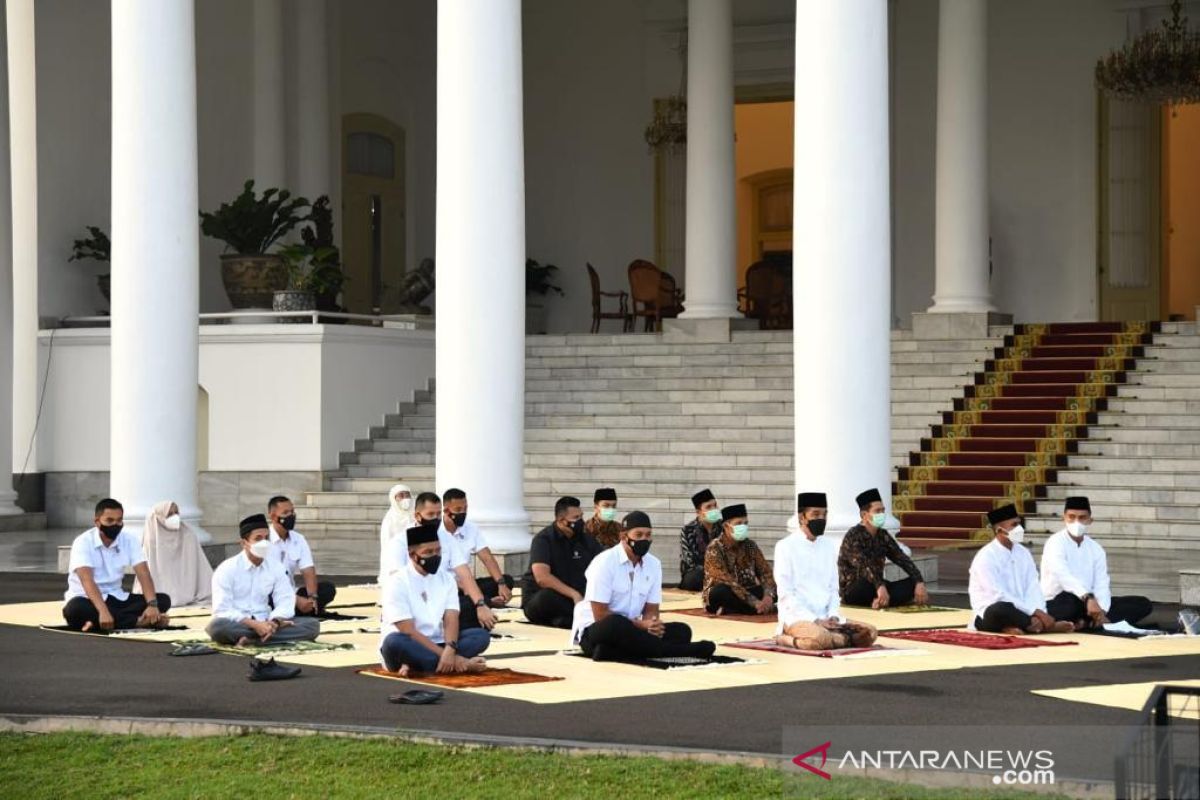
64, 528, 145, 602
570, 544, 662, 644
269, 528, 315, 577
379, 560, 460, 664
210, 551, 297, 623
438, 520, 483, 569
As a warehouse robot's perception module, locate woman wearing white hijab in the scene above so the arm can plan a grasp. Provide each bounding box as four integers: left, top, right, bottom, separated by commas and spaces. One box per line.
133, 500, 212, 607
378, 483, 415, 582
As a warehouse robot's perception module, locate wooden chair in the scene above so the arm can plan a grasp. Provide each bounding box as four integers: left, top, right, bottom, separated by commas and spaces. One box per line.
658, 271, 685, 320
738, 259, 792, 330
628, 259, 671, 332
586, 263, 631, 333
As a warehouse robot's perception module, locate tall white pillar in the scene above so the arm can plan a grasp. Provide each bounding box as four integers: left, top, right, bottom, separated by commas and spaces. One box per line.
793, 0, 892, 533
435, 0, 529, 552
110, 0, 206, 541
252, 0, 287, 190
680, 0, 738, 320
6, 0, 37, 484
294, 0, 332, 203
928, 0, 991, 313
0, 7, 23, 515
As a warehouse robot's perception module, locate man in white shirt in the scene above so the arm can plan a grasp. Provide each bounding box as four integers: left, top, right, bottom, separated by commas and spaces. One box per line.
1041, 496, 1152, 629
969, 504, 1073, 634
62, 498, 171, 631
774, 492, 877, 650
439, 488, 512, 631
206, 514, 321, 646
379, 522, 490, 675
571, 511, 716, 662
267, 495, 336, 615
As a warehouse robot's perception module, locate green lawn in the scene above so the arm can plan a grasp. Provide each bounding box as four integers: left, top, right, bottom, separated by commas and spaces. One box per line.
0, 732, 1070, 799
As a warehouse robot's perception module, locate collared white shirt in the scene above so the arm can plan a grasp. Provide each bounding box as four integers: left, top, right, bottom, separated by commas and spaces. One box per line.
1040, 528, 1112, 611
968, 538, 1045, 622
65, 528, 145, 602
379, 558, 460, 665
773, 531, 843, 630
570, 543, 662, 644
268, 527, 315, 578
437, 519, 482, 570
211, 551, 296, 623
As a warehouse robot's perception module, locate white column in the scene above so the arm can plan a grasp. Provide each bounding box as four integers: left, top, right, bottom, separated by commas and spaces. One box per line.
294, 0, 332, 203
0, 6, 23, 515
680, 0, 738, 319
110, 0, 207, 541
252, 0, 286, 190
436, 0, 529, 552
6, 0, 37, 484
928, 0, 991, 313
792, 0, 892, 533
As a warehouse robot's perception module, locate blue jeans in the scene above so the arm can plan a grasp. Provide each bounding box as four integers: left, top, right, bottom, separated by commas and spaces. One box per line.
380, 626, 491, 672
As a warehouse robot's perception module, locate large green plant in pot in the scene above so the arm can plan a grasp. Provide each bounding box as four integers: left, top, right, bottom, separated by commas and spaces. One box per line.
200, 180, 310, 309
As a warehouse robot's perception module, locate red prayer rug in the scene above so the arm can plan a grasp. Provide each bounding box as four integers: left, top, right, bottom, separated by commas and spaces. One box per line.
724, 639, 895, 658
883, 628, 1078, 650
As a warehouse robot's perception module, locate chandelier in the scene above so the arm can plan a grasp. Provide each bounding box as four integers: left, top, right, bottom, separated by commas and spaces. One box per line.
645, 33, 688, 152
1096, 0, 1200, 105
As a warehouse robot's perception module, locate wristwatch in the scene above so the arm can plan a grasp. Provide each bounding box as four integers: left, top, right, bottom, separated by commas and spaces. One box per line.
1081, 593, 1094, 604
475, 598, 487, 608
146, 599, 159, 608
445, 640, 458, 651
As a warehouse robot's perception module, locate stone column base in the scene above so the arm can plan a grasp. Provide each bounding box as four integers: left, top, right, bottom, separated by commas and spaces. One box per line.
663, 317, 757, 343
910, 311, 1013, 339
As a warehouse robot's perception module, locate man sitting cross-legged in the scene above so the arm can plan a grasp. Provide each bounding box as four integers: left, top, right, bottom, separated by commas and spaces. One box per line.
838, 488, 929, 609
571, 511, 715, 662
521, 496, 602, 628
267, 495, 336, 616
969, 504, 1073, 635
62, 497, 172, 632
439, 488, 514, 630
703, 504, 777, 616
774, 492, 877, 651
1041, 496, 1153, 630
379, 523, 490, 676
206, 514, 321, 646
679, 488, 722, 591
585, 487, 622, 549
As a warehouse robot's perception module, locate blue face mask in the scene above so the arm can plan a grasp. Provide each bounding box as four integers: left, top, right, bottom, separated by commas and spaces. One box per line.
870, 513, 887, 529
703, 508, 722, 524
732, 523, 750, 541
599, 507, 617, 522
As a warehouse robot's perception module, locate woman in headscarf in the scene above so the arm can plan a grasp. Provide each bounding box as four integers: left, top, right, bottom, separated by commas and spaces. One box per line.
378, 483, 415, 582
133, 500, 212, 607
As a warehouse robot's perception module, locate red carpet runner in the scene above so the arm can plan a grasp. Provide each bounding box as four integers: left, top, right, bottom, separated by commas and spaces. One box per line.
892, 321, 1156, 548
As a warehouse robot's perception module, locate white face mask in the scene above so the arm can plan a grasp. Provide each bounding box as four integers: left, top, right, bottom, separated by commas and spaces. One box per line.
162, 514, 181, 531
1005, 525, 1026, 544
1066, 520, 1088, 538
249, 539, 273, 560
397, 497, 412, 511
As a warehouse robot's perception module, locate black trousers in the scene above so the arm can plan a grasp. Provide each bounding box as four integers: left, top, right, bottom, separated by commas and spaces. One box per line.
679, 567, 705, 592
706, 583, 764, 614
62, 593, 172, 631
459, 575, 515, 629
522, 587, 576, 629
295, 581, 337, 616
1045, 591, 1153, 627
841, 577, 916, 608
975, 601, 1032, 633
579, 615, 703, 661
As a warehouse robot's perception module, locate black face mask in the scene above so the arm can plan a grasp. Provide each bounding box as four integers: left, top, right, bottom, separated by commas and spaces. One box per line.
628, 539, 651, 558
280, 514, 296, 531
99, 523, 123, 541
567, 519, 585, 537
807, 518, 827, 537
417, 554, 441, 575
451, 512, 467, 527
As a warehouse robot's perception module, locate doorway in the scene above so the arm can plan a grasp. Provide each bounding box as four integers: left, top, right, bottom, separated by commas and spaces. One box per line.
1163, 103, 1200, 320
341, 113, 406, 313
734, 100, 794, 291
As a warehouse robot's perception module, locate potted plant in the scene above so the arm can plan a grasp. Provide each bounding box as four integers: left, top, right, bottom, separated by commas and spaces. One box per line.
526, 258, 563, 335
299, 196, 347, 313
200, 180, 310, 309
69, 225, 111, 305
274, 243, 339, 322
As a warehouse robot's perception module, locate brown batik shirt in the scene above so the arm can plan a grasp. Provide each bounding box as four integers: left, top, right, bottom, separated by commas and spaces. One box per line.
837, 524, 924, 598
585, 516, 622, 549
702, 535, 776, 606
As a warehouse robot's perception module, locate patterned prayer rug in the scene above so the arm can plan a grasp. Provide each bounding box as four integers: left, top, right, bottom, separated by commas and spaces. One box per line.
884, 628, 1079, 650
357, 666, 563, 688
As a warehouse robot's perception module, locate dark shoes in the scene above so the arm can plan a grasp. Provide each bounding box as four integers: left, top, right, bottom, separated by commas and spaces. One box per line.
389, 689, 444, 705
248, 657, 302, 682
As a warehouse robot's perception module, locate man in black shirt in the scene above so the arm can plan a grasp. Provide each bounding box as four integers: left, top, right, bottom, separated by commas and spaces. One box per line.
521, 496, 602, 628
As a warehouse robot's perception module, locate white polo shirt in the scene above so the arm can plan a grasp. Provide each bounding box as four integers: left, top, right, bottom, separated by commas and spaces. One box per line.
437, 519, 482, 569
268, 527, 315, 578
570, 543, 662, 644
64, 528, 145, 602
211, 551, 296, 623
379, 559, 460, 665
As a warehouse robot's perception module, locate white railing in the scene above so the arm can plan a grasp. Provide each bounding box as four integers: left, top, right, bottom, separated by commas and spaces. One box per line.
53, 310, 435, 330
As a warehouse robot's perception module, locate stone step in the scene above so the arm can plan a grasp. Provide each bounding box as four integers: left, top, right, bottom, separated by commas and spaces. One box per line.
1092, 427, 1200, 444
1103, 399, 1200, 415
1031, 499, 1199, 523
1055, 468, 1200, 488
1126, 373, 1200, 387
1136, 358, 1200, 372
0, 511, 47, 533
1075, 441, 1200, 458
1062, 455, 1200, 473
1022, 516, 1200, 549
1043, 484, 1200, 505
1091, 414, 1200, 429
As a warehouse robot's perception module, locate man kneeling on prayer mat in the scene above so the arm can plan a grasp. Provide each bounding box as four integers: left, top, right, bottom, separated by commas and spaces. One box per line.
839, 488, 928, 609
379, 523, 490, 676
1041, 496, 1153, 630
969, 504, 1073, 635
774, 492, 877, 650
206, 514, 321, 646
679, 488, 722, 591
702, 504, 776, 616
63, 498, 172, 631
572, 511, 715, 662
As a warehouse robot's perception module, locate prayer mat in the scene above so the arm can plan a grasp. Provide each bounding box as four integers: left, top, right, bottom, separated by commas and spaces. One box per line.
1032, 680, 1200, 719
724, 639, 922, 659
884, 629, 1078, 650
315, 611, 369, 621
842, 604, 965, 615
565, 651, 761, 670
209, 640, 357, 658
357, 666, 563, 689
668, 607, 777, 624
39, 624, 191, 637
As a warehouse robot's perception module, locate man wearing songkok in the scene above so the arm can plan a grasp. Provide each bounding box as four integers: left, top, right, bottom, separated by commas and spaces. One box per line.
571, 511, 715, 661
702, 504, 777, 615
439, 488, 513, 630
1041, 496, 1153, 629
969, 504, 1073, 634
522, 496, 602, 628
379, 523, 490, 675
266, 495, 336, 616
585, 487, 621, 548
679, 488, 722, 591
838, 488, 928, 608
774, 492, 877, 650
62, 498, 172, 631
207, 514, 321, 645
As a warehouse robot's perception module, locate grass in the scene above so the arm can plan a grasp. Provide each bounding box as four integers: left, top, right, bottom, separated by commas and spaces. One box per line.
0, 732, 1071, 799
